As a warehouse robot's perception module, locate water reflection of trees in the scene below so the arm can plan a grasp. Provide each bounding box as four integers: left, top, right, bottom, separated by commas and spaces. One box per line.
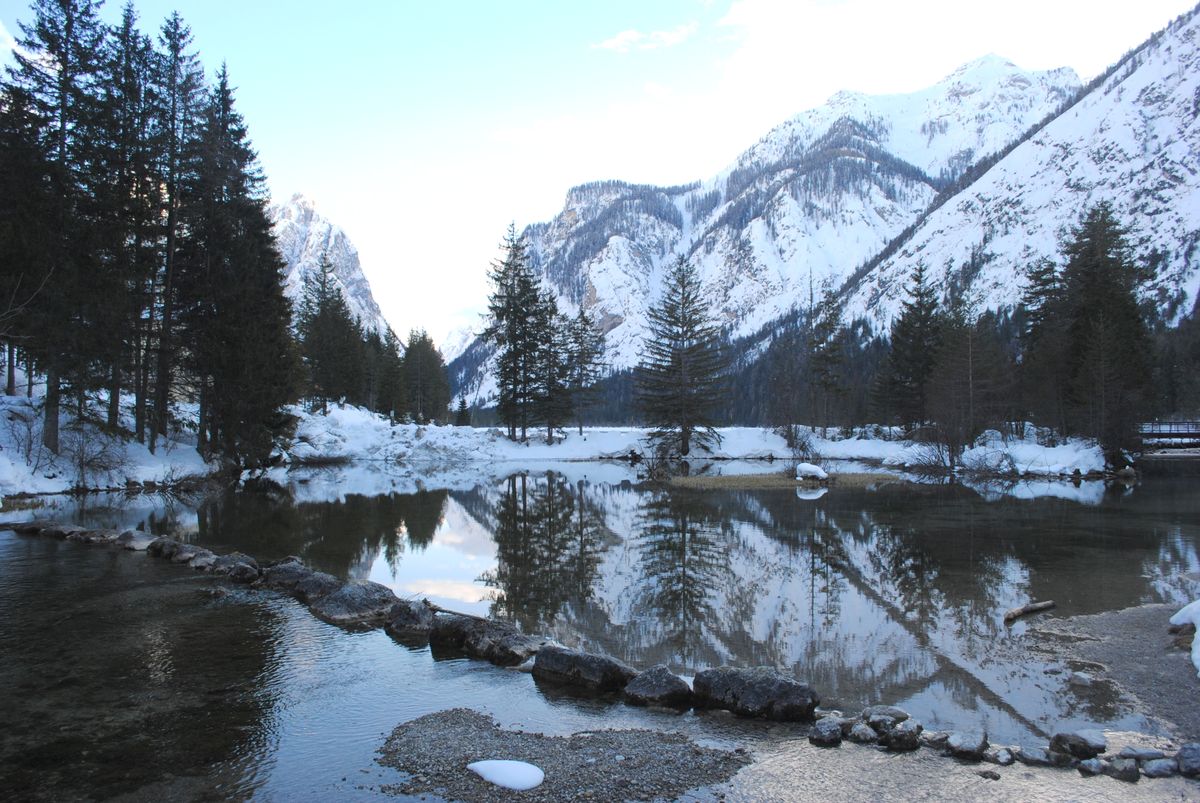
481, 473, 606, 632
632, 488, 732, 666
196, 482, 448, 579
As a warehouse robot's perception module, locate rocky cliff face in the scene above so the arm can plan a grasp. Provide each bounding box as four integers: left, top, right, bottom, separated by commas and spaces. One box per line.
268, 193, 394, 338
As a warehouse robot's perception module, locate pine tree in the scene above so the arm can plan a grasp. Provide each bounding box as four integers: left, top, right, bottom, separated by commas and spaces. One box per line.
298, 252, 364, 410
1059, 204, 1150, 457
454, 396, 470, 426
635, 256, 729, 457
483, 224, 542, 440
532, 293, 572, 443
178, 65, 297, 464
880, 262, 941, 430
376, 329, 406, 419
7, 0, 107, 453
566, 306, 605, 435
402, 330, 450, 423
809, 280, 844, 437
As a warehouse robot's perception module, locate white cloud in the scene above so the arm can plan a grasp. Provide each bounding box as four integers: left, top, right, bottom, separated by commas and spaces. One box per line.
594, 21, 698, 53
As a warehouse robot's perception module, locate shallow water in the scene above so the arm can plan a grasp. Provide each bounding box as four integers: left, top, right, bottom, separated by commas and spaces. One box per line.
3, 468, 1199, 800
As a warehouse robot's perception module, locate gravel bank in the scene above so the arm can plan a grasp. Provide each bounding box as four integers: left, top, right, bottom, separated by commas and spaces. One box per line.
377, 708, 750, 802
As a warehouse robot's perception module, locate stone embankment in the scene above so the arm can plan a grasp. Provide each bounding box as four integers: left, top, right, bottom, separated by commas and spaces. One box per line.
6, 519, 1200, 787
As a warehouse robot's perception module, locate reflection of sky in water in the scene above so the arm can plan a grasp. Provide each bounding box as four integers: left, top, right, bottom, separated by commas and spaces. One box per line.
367, 497, 498, 615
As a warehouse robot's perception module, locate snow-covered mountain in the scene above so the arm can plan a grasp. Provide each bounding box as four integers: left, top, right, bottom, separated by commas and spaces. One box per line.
840, 7, 1200, 329
268, 193, 394, 338
449, 55, 1080, 402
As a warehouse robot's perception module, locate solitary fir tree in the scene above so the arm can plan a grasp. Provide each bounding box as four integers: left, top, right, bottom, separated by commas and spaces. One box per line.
635, 256, 728, 457
880, 262, 941, 429
484, 225, 542, 440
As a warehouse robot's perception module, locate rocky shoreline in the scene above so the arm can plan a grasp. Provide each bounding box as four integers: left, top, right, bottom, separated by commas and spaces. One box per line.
5, 518, 1200, 794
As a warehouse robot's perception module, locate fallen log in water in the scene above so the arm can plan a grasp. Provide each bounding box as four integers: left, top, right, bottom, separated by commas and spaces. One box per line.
1003, 600, 1056, 623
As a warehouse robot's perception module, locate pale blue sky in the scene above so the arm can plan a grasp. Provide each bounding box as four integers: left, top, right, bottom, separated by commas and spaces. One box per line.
2, 0, 1195, 344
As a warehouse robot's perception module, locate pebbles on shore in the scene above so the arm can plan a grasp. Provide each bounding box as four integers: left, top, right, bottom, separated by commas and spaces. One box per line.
377, 708, 750, 802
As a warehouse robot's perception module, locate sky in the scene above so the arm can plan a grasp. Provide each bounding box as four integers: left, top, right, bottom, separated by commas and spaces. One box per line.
1, 0, 1196, 349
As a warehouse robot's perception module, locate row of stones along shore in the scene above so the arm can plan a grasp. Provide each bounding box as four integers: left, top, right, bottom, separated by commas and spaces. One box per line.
8, 520, 1200, 785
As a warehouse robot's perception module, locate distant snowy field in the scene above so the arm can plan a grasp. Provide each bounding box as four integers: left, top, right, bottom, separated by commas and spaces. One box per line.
1, 398, 1108, 500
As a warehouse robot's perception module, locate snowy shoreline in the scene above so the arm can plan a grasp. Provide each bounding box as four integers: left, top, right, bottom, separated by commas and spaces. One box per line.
1, 399, 1124, 499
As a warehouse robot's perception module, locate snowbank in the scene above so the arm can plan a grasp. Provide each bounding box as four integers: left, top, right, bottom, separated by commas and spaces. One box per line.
0, 395, 209, 498
1169, 600, 1200, 678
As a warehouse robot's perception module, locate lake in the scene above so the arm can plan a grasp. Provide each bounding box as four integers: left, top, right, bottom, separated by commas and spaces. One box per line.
2, 463, 1197, 800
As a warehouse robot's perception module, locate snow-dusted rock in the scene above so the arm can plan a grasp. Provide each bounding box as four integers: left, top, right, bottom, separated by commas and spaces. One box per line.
795, 462, 828, 481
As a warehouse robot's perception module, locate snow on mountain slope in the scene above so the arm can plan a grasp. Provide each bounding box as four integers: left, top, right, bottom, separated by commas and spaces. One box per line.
843, 8, 1200, 329
269, 193, 395, 338
450, 57, 1079, 402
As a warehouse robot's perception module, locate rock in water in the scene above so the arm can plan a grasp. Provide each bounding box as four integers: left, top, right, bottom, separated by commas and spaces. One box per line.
1177, 743, 1200, 777
947, 731, 988, 761
808, 718, 843, 747
1049, 729, 1106, 759
385, 599, 435, 635
624, 665, 693, 708
532, 646, 636, 691
1102, 757, 1140, 783
693, 667, 819, 721
431, 615, 543, 666
1141, 758, 1179, 778
847, 722, 879, 744
880, 719, 922, 752
307, 581, 397, 627
466, 759, 544, 791
1077, 758, 1104, 776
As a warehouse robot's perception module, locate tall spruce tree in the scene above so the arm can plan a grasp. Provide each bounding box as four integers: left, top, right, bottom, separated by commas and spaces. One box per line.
402, 330, 450, 423
809, 280, 845, 437
7, 0, 107, 453
1059, 204, 1151, 457
566, 306, 605, 435
298, 252, 364, 410
880, 262, 941, 429
635, 256, 729, 457
483, 224, 542, 440
1018, 257, 1069, 434
177, 65, 297, 463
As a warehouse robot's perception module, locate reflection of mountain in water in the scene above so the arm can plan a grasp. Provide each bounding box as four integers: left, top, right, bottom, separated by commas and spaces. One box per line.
469, 478, 1199, 744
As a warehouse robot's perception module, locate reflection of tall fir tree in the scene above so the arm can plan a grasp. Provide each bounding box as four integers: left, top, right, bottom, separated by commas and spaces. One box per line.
634, 489, 729, 664
635, 256, 729, 456
482, 473, 604, 632
879, 262, 941, 429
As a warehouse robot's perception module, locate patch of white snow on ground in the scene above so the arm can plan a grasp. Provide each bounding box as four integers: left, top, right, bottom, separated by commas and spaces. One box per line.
466, 760, 544, 791
1170, 600, 1200, 678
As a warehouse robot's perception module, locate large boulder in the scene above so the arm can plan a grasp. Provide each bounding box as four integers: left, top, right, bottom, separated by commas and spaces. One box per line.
430, 615, 542, 666
294, 571, 341, 603
147, 537, 183, 559
1102, 757, 1140, 783
385, 599, 436, 636
116, 530, 157, 551
692, 667, 819, 721
623, 666, 693, 708
39, 523, 87, 539
1049, 729, 1106, 759
846, 722, 879, 744
8, 520, 54, 535
1176, 743, 1200, 777
170, 544, 212, 564
879, 719, 923, 752
1141, 758, 1179, 778
211, 552, 260, 583
947, 731, 989, 761
68, 528, 123, 544
532, 646, 637, 692
808, 718, 843, 747
308, 581, 398, 627
260, 558, 314, 592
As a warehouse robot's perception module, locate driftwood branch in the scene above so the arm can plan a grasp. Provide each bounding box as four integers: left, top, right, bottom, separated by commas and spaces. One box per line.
422, 600, 487, 621
1003, 600, 1056, 623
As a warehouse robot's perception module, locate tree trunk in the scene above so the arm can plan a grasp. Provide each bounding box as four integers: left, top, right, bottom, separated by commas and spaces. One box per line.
5, 342, 15, 396
107, 363, 121, 429
43, 363, 60, 453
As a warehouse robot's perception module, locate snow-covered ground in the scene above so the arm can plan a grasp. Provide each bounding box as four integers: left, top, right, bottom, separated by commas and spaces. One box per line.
1, 396, 1110, 500
0, 394, 209, 498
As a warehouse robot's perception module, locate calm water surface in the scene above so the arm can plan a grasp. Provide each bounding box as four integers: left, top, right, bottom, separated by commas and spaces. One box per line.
2, 466, 1198, 800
